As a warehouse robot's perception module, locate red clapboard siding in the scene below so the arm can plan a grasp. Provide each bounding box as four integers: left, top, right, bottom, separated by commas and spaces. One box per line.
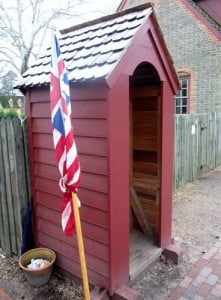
35, 171, 108, 211
33, 135, 108, 158
72, 100, 107, 119
80, 206, 109, 229
34, 148, 56, 165
36, 233, 84, 270
33, 133, 54, 149
37, 219, 68, 243
37, 205, 60, 225
31, 102, 50, 117
36, 185, 108, 212
29, 84, 111, 290
35, 163, 59, 181
35, 171, 108, 194
78, 188, 108, 211
32, 118, 107, 137
35, 190, 109, 243
29, 88, 50, 102
83, 236, 109, 261
73, 118, 107, 137
83, 251, 109, 277
69, 83, 108, 100
35, 177, 61, 196
32, 118, 52, 133
79, 154, 108, 175
35, 190, 61, 211
38, 232, 109, 277
81, 172, 108, 193
38, 220, 109, 261
35, 194, 109, 244
33, 136, 108, 158
29, 84, 108, 103
37, 217, 80, 247
33, 144, 107, 169
37, 203, 108, 229
55, 251, 109, 288
31, 99, 107, 119
77, 136, 107, 156
81, 222, 109, 245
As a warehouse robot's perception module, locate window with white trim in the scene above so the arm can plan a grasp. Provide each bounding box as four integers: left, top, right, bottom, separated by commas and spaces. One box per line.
175, 73, 190, 114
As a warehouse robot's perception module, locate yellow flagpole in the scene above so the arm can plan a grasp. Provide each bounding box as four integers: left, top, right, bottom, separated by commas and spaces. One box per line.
71, 192, 90, 300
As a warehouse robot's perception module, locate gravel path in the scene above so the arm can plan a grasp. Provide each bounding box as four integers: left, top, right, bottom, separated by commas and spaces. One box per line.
132, 167, 221, 299
1, 167, 221, 299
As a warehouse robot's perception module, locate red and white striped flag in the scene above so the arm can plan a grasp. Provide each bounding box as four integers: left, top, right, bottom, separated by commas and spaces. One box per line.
50, 32, 81, 236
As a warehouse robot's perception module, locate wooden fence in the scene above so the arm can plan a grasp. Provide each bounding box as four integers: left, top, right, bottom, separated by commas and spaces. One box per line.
1, 113, 221, 255
173, 113, 221, 190
0, 118, 31, 256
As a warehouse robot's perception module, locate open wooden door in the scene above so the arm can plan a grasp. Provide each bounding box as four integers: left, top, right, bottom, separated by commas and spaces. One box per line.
129, 63, 162, 280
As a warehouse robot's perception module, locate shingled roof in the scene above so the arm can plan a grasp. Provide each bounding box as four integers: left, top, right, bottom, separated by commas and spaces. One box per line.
17, 4, 153, 88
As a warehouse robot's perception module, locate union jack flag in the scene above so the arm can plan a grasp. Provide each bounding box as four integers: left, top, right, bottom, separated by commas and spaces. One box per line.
50, 32, 81, 236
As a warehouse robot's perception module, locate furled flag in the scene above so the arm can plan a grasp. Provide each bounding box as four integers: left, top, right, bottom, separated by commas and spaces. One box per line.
50, 32, 81, 236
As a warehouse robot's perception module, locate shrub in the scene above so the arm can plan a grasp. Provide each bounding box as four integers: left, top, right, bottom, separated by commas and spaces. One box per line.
0, 108, 25, 120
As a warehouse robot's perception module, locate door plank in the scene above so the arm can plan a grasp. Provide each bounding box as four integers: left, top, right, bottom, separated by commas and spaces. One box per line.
130, 186, 153, 237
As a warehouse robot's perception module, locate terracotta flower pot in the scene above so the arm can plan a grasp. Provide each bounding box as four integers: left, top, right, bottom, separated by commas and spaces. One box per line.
18, 248, 56, 287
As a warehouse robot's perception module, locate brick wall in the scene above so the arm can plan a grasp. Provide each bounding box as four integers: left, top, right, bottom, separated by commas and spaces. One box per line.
153, 0, 221, 113
120, 0, 221, 113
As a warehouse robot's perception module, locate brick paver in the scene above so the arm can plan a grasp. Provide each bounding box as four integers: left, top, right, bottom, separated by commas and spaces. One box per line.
168, 239, 221, 299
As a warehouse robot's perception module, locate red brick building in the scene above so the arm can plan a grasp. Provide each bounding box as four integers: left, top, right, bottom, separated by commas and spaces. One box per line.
118, 0, 221, 113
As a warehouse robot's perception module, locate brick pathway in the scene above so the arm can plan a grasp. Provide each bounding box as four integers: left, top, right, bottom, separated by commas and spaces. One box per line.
1, 242, 221, 299
168, 239, 221, 299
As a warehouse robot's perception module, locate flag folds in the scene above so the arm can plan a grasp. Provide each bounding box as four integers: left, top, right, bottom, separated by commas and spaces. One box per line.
50, 32, 81, 236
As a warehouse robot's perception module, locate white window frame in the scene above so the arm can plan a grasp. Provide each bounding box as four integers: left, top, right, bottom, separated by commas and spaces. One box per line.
175, 73, 190, 114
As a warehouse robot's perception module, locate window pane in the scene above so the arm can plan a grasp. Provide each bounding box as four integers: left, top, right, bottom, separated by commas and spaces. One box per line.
176, 107, 180, 114
182, 106, 187, 114
182, 80, 188, 89
182, 89, 187, 97
174, 77, 190, 114
176, 90, 181, 97
176, 98, 181, 106
182, 97, 187, 106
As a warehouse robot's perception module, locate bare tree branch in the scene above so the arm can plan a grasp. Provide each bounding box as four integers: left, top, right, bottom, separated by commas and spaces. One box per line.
0, 0, 92, 75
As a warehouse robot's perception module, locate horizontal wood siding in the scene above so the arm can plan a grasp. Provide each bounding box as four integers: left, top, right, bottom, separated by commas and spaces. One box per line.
28, 84, 110, 286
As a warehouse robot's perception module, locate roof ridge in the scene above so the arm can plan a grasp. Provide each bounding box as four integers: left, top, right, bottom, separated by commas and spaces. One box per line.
60, 3, 153, 35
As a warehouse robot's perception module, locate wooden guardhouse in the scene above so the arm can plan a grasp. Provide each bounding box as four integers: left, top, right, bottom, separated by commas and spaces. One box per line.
18, 4, 179, 296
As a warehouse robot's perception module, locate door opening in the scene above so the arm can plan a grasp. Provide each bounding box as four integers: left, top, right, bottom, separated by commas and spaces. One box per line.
129, 62, 162, 281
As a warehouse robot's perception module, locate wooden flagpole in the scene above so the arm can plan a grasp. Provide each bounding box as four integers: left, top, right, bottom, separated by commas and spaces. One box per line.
71, 192, 90, 300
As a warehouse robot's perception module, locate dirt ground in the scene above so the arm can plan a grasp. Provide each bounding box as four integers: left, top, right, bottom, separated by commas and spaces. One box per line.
1, 167, 221, 300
